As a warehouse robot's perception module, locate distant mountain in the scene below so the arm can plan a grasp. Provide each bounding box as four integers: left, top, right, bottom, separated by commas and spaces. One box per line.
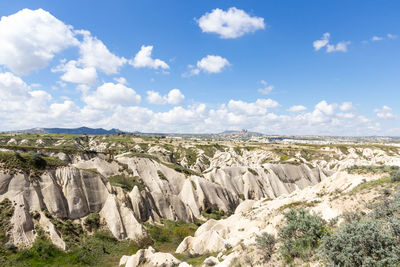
16, 127, 125, 135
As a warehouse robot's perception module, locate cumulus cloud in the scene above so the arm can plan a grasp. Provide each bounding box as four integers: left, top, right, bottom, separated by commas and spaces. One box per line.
287, 105, 307, 112
0, 74, 385, 135
84, 82, 141, 110
374, 106, 395, 119
77, 30, 127, 74
313, 32, 330, 51
0, 8, 78, 75
197, 7, 265, 39
52, 60, 97, 85
228, 99, 280, 116
146, 90, 165, 105
340, 102, 354, 111
166, 89, 185, 105
258, 80, 274, 95
0, 72, 30, 99
146, 89, 184, 105
313, 32, 350, 53
130, 45, 169, 70
185, 55, 230, 76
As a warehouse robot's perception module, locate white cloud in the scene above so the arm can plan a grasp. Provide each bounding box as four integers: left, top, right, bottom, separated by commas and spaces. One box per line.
258, 80, 274, 94
76, 84, 90, 95
372, 36, 384, 41
287, 105, 307, 112
313, 33, 350, 53
387, 33, 397, 39
315, 100, 337, 116
340, 102, 354, 111
146, 89, 185, 105
228, 99, 279, 116
146, 90, 165, 105
84, 82, 141, 110
197, 7, 265, 39
0, 72, 30, 99
326, 41, 350, 53
77, 31, 127, 74
52, 60, 97, 85
166, 89, 185, 105
374, 105, 395, 119
114, 77, 128, 85
313, 32, 330, 51
0, 77, 386, 134
130, 45, 169, 70
197, 55, 230, 73
0, 8, 78, 75
186, 55, 230, 76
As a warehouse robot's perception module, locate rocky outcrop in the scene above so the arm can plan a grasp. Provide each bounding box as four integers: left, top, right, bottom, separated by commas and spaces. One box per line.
119, 246, 185, 267
0, 167, 143, 246
175, 171, 381, 256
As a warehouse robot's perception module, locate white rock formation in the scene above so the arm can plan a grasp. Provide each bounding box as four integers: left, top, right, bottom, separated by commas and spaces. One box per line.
119, 246, 184, 267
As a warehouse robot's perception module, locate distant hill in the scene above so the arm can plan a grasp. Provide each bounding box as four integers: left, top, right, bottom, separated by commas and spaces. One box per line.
219, 129, 263, 137
16, 127, 125, 135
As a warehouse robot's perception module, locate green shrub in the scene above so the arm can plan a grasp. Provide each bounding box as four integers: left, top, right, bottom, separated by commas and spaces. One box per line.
201, 207, 225, 220
30, 153, 47, 169
84, 213, 100, 232
145, 220, 198, 252
109, 175, 146, 191
320, 219, 400, 266
157, 170, 167, 181
247, 168, 258, 176
279, 208, 327, 263
255, 232, 276, 262
391, 170, 400, 182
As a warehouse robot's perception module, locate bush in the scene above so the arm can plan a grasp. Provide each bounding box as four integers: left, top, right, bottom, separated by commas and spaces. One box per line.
84, 213, 100, 232
30, 153, 47, 169
279, 208, 327, 262
391, 170, 400, 182
320, 219, 400, 266
255, 232, 276, 262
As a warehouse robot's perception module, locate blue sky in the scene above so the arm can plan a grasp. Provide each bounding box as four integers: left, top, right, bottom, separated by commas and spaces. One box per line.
0, 0, 399, 135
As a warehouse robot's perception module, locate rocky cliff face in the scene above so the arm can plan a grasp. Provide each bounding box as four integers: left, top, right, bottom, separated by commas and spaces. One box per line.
0, 157, 327, 249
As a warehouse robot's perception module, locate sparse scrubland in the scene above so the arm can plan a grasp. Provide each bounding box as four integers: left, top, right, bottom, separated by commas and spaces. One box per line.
0, 133, 400, 266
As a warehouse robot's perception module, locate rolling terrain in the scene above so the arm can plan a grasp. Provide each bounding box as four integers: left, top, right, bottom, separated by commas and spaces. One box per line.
0, 133, 400, 266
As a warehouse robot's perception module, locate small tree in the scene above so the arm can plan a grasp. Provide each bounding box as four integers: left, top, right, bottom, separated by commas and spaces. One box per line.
279, 208, 327, 262
255, 232, 276, 262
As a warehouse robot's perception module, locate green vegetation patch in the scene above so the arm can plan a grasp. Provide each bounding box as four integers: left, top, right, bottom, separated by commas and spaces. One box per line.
3, 228, 148, 267
320, 192, 400, 266
347, 165, 399, 175
196, 145, 217, 158
278, 201, 318, 212
247, 167, 258, 176
162, 162, 202, 177
0, 151, 67, 174
0, 198, 15, 262
109, 175, 146, 191
279, 208, 328, 263
201, 207, 226, 220
144, 219, 198, 253
157, 170, 167, 181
